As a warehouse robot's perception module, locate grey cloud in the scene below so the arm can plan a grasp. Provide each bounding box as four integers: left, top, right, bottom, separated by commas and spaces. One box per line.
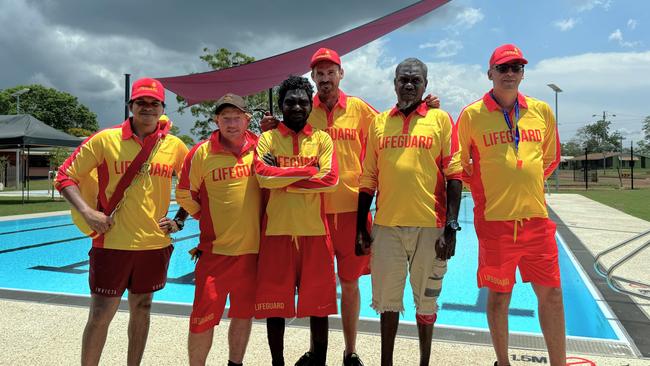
2, 0, 461, 131
26, 0, 430, 56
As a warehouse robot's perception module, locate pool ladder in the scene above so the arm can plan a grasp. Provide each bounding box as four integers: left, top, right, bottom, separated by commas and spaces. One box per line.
594, 228, 650, 300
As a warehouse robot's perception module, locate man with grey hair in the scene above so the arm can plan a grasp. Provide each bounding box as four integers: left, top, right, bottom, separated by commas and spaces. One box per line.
356, 58, 463, 366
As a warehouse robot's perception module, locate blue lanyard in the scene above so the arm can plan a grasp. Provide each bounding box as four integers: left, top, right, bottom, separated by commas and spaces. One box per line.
491, 92, 520, 152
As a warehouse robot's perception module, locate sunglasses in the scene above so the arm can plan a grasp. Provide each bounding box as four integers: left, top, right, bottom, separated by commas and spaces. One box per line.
494, 64, 525, 74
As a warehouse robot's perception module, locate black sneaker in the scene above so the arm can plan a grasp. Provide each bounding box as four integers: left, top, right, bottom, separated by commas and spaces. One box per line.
342, 352, 364, 366
295, 352, 315, 366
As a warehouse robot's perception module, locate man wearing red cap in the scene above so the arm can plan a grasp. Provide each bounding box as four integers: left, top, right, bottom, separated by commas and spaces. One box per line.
261, 48, 440, 366
55, 77, 189, 366
456, 45, 564, 366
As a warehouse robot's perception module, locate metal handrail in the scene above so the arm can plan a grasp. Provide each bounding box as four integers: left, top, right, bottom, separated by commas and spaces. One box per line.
594, 229, 650, 300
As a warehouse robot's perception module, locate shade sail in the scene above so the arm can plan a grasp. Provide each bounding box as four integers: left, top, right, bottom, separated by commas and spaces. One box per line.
159, 0, 450, 105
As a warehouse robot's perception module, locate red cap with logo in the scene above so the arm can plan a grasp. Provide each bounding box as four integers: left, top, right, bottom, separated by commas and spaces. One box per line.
489, 44, 528, 66
130, 77, 165, 103
310, 48, 341, 68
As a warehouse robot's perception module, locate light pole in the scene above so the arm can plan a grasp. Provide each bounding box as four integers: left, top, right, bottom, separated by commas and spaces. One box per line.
547, 83, 562, 192
11, 88, 30, 114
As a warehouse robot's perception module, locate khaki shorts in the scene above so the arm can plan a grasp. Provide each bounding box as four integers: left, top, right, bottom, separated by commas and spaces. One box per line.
370, 225, 447, 315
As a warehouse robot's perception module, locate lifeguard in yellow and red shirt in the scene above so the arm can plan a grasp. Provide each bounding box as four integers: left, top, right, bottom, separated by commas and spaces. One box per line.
55, 77, 189, 365
456, 44, 564, 366
254, 76, 338, 366
356, 58, 462, 366
176, 93, 261, 366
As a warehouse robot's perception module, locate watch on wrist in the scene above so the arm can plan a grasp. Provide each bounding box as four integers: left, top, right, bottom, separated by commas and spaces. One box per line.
446, 219, 461, 232
173, 218, 185, 231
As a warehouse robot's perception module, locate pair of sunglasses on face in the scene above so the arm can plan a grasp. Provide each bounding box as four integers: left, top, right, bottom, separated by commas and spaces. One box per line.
494, 63, 525, 73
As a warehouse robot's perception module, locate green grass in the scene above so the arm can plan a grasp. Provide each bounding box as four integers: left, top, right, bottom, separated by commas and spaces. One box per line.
0, 196, 70, 217
574, 189, 650, 222
3, 179, 53, 191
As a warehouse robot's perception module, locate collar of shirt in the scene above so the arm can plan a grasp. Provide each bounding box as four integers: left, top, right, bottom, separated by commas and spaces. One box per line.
389, 101, 428, 118
278, 121, 314, 137
482, 89, 529, 112
313, 89, 348, 111
121, 118, 168, 143
209, 130, 258, 155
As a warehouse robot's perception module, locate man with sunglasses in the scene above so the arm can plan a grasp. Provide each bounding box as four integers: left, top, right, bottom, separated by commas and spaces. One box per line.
456, 44, 563, 366
56, 77, 189, 366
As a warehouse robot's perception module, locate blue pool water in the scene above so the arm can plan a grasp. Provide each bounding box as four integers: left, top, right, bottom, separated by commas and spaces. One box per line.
0, 196, 620, 340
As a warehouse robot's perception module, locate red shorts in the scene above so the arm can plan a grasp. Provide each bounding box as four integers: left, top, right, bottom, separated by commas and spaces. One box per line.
88, 245, 173, 297
254, 235, 337, 319
476, 218, 560, 292
190, 253, 257, 333
328, 212, 371, 281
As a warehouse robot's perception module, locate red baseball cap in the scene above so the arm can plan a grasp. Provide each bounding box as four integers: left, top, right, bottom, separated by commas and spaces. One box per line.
310, 48, 341, 68
489, 44, 528, 66
130, 77, 165, 103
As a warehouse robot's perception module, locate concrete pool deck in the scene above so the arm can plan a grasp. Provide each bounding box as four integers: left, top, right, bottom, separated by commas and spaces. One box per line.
1, 299, 648, 365
0, 193, 649, 365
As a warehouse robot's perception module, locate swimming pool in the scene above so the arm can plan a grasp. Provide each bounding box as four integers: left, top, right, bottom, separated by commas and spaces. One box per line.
0, 196, 623, 341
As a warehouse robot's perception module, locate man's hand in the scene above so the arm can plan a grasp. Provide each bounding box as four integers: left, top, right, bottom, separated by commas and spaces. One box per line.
262, 152, 279, 167
355, 227, 373, 256
424, 94, 440, 109
260, 112, 280, 132
435, 226, 457, 260
82, 209, 113, 234
158, 217, 180, 234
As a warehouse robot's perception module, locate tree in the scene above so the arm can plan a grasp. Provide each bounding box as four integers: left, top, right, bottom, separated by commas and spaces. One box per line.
48, 147, 72, 170
561, 140, 582, 156
575, 119, 622, 153
637, 116, 650, 155
0, 93, 10, 114
66, 127, 94, 137
169, 124, 195, 147
176, 48, 279, 140
0, 85, 99, 133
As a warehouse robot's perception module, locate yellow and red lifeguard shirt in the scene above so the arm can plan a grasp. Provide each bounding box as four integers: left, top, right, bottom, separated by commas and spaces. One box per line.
175, 131, 261, 256
359, 102, 462, 228
254, 123, 338, 236
457, 90, 560, 221
308, 90, 377, 214
55, 119, 189, 250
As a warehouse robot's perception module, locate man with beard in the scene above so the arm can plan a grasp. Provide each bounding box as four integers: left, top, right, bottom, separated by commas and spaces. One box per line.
356, 58, 463, 366
254, 75, 339, 366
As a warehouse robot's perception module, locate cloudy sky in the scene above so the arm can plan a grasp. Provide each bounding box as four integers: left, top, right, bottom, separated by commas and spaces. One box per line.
1, 0, 649, 144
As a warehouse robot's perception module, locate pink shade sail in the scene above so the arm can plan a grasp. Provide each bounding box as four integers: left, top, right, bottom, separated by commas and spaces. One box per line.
158, 0, 450, 105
